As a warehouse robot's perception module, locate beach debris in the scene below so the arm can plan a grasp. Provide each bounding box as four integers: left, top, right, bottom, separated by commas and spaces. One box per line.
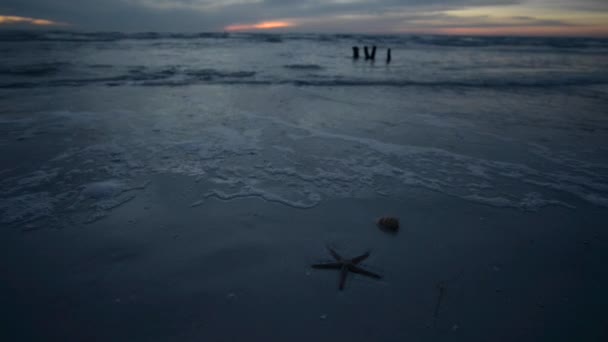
432, 271, 464, 328
432, 282, 446, 328
377, 216, 399, 234
352, 46, 360, 59
371, 45, 377, 60
311, 246, 382, 291
364, 46, 371, 60
386, 48, 391, 64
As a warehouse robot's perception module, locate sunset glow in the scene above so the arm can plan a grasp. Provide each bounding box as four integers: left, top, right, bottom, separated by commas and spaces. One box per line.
2, 1, 608, 36
225, 21, 294, 32
0, 15, 64, 26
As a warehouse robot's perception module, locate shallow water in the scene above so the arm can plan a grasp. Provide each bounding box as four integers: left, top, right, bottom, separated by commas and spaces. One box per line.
1, 84, 607, 227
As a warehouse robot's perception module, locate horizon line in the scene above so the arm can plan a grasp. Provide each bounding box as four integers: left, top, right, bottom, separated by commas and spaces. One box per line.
1, 27, 608, 39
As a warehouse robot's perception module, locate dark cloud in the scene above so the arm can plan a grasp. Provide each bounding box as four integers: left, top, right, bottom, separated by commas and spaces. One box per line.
0, 0, 606, 32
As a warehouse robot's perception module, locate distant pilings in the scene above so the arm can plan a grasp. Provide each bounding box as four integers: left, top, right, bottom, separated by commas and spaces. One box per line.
352, 45, 391, 64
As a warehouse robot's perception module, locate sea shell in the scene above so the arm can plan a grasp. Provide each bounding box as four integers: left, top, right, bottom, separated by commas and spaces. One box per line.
377, 216, 400, 233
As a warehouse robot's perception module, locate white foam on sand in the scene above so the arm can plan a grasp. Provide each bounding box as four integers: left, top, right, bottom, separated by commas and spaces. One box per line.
0, 192, 56, 224
202, 187, 319, 209
2, 105, 607, 228
1, 168, 61, 196
238, 110, 608, 210
75, 179, 150, 223
80, 180, 125, 199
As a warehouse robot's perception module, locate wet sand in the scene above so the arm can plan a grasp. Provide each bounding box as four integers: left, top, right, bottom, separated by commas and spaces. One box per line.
2, 174, 606, 342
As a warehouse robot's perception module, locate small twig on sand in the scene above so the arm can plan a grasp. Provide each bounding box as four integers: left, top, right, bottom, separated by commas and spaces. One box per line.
432, 270, 463, 329
432, 282, 446, 328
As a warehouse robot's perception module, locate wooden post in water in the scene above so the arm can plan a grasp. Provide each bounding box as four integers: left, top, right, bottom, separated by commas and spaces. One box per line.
386, 48, 391, 64
352, 46, 360, 59
364, 46, 370, 60
371, 46, 377, 60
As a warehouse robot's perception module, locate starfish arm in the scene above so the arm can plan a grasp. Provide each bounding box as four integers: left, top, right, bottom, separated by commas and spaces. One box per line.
327, 246, 343, 261
339, 265, 349, 290
311, 262, 343, 269
351, 251, 371, 264
350, 265, 382, 279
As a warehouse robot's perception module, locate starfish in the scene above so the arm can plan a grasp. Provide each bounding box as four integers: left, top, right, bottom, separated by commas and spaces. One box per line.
311, 247, 382, 290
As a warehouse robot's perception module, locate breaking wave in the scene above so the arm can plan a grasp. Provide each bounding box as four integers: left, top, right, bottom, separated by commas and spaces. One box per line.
2, 73, 607, 89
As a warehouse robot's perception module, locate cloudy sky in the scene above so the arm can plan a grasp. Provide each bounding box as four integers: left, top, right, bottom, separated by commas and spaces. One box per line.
1, 0, 608, 36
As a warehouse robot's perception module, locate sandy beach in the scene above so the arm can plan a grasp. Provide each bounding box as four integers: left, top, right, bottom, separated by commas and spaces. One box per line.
2, 176, 607, 341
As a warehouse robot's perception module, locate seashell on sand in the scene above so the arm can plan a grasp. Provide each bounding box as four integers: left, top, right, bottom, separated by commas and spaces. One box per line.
377, 216, 400, 233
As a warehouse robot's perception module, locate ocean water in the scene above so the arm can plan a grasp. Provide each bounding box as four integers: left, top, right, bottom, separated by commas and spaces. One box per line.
2, 31, 608, 88
1, 31, 608, 341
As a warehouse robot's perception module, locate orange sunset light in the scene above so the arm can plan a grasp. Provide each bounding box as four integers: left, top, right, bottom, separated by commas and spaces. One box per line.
225, 21, 294, 32
0, 15, 64, 26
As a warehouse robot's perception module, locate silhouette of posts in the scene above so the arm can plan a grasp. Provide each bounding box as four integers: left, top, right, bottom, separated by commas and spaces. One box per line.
352, 46, 390, 63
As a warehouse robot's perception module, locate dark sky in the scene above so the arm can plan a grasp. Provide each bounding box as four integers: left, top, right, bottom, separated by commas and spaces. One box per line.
1, 0, 608, 35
